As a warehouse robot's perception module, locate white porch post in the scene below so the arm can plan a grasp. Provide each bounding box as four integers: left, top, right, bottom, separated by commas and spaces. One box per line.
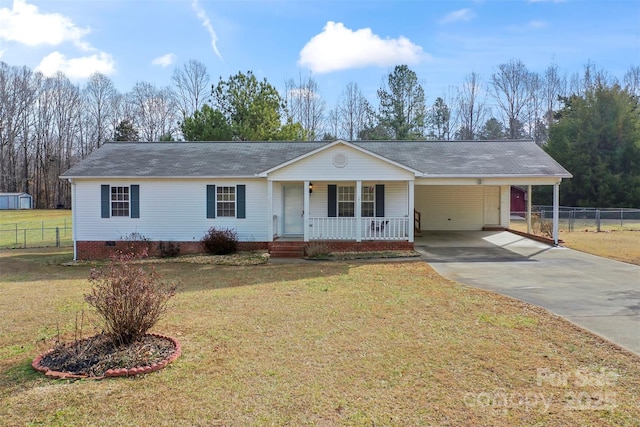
303, 180, 310, 242
527, 184, 532, 234
356, 180, 362, 242
267, 180, 273, 240
553, 182, 560, 245
408, 180, 415, 242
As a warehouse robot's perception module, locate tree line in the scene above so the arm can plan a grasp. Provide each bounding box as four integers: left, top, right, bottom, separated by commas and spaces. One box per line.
0, 59, 638, 208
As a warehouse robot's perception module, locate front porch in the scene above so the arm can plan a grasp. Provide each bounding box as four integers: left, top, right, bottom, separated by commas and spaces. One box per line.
268, 179, 416, 244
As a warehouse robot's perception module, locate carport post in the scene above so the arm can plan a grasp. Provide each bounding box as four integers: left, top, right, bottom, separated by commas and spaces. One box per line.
553, 183, 559, 245
527, 184, 532, 234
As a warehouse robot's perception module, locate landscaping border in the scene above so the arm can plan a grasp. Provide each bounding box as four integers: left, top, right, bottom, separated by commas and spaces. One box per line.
31, 333, 181, 380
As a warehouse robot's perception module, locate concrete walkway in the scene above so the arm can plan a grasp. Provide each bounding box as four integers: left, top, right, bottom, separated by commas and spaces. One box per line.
415, 231, 640, 355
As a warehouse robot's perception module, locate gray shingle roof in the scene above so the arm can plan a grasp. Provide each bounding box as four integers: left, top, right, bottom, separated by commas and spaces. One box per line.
61, 140, 571, 179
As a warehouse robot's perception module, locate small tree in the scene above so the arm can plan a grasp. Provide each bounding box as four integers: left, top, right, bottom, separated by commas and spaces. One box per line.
85, 251, 176, 346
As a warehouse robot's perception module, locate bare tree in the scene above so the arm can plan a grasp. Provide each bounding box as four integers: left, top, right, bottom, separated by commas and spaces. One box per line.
171, 59, 210, 119
129, 82, 179, 141
285, 73, 326, 140
623, 65, 640, 98
82, 73, 117, 152
536, 63, 567, 145
322, 108, 339, 140
455, 72, 487, 140
490, 59, 534, 139
336, 82, 370, 141
0, 64, 38, 192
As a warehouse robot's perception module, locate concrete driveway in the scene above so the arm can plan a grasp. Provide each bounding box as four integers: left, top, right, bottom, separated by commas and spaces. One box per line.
415, 231, 640, 355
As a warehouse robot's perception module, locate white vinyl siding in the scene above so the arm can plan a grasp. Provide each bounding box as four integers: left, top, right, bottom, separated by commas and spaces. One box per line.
268, 144, 414, 182
415, 186, 486, 230
75, 179, 269, 242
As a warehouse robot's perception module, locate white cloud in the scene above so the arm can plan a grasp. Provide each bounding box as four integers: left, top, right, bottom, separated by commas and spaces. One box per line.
508, 20, 549, 32
0, 0, 90, 49
440, 8, 475, 25
152, 53, 176, 67
36, 51, 115, 79
191, 0, 223, 61
298, 21, 426, 74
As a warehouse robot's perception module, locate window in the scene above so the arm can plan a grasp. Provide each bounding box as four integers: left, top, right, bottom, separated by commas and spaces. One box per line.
328, 184, 383, 218
101, 185, 139, 219
361, 186, 375, 217
111, 186, 129, 217
216, 186, 236, 217
338, 186, 355, 217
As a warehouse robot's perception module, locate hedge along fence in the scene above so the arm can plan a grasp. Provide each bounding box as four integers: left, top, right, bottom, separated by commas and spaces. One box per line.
511, 206, 640, 233
0, 219, 72, 249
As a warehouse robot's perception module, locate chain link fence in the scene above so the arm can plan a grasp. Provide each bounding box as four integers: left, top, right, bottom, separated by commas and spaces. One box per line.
0, 219, 73, 249
512, 206, 640, 233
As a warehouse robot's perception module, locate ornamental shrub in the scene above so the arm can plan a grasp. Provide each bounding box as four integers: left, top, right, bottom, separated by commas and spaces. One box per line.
201, 227, 238, 255
85, 250, 176, 346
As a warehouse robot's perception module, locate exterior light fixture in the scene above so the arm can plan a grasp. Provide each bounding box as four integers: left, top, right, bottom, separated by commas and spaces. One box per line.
309, 182, 313, 193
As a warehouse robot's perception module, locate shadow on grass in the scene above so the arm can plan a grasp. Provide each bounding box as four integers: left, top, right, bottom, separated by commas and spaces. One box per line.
0, 358, 44, 397
0, 247, 354, 291
0, 248, 87, 283
162, 261, 353, 294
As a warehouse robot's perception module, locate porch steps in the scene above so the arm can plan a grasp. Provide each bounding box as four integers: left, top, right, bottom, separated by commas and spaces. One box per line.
269, 241, 306, 258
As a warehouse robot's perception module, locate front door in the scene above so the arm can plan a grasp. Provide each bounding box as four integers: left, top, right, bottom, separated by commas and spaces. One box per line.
283, 185, 304, 235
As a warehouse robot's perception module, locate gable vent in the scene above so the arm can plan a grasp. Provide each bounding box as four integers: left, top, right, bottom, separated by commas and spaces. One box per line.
333, 153, 348, 168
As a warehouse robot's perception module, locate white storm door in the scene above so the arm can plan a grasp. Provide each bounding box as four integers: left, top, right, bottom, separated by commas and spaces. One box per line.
283, 185, 304, 235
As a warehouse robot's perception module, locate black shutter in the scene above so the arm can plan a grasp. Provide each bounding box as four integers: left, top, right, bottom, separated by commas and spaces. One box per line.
101, 185, 110, 218
130, 185, 140, 218
206, 185, 216, 218
328, 185, 337, 217
236, 185, 246, 219
375, 184, 385, 217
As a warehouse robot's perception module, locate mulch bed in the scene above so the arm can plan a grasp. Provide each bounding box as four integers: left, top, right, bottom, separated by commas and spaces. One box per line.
33, 333, 180, 379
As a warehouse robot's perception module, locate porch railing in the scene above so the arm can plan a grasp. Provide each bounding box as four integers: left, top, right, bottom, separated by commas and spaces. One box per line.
309, 217, 408, 241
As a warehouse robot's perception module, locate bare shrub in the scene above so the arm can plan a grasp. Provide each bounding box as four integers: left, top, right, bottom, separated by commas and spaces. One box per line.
304, 241, 331, 258
85, 251, 176, 346
120, 232, 151, 257
157, 241, 181, 258
201, 227, 238, 255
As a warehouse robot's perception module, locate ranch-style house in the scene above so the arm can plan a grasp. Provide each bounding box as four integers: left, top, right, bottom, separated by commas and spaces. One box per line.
61, 139, 571, 259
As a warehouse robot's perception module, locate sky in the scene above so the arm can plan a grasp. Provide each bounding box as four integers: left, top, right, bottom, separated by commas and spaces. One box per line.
0, 0, 639, 110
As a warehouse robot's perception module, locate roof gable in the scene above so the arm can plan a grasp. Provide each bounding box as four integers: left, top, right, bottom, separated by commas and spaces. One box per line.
258, 139, 420, 177
266, 142, 416, 181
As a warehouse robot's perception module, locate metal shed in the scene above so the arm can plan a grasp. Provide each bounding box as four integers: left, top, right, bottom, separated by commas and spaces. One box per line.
0, 193, 33, 209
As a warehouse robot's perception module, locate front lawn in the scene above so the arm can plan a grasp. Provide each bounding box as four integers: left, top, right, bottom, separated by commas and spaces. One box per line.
1, 248, 639, 425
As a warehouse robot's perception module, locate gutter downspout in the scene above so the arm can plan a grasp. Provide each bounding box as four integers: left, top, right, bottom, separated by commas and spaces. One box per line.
69, 179, 77, 260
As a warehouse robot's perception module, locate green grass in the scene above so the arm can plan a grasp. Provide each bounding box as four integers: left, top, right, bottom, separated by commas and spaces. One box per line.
1, 248, 640, 426
0, 209, 72, 249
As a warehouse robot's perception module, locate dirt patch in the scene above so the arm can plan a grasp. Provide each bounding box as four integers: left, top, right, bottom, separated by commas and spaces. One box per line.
33, 333, 179, 379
